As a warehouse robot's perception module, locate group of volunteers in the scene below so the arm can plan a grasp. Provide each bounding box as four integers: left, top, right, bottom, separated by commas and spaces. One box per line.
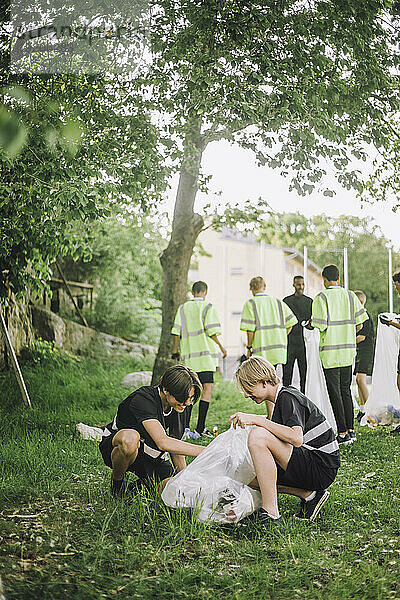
98, 264, 396, 525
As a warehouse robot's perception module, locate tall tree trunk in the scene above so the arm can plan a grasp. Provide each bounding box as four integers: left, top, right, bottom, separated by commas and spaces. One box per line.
152, 120, 205, 383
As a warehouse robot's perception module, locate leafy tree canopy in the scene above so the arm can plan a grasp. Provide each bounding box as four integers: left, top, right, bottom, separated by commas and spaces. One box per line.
146, 0, 399, 194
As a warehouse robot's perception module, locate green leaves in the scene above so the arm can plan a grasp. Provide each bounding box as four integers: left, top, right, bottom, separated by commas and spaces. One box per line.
60, 120, 84, 157
0, 105, 28, 159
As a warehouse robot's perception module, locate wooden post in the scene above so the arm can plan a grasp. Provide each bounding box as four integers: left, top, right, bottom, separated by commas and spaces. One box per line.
55, 260, 88, 327
0, 308, 31, 408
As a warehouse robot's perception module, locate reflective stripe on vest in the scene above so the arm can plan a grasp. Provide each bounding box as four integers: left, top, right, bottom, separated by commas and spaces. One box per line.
318, 290, 355, 326
252, 344, 286, 353
250, 297, 285, 330
180, 304, 188, 338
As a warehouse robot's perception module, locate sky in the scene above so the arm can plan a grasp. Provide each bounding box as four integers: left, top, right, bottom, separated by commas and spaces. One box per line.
163, 139, 400, 251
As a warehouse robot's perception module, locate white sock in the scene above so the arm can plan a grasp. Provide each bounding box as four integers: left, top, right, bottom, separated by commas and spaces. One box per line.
305, 491, 316, 502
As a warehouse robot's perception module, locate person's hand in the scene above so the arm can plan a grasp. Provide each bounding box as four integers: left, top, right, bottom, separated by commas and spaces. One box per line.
379, 315, 390, 326
221, 346, 227, 359
229, 412, 255, 429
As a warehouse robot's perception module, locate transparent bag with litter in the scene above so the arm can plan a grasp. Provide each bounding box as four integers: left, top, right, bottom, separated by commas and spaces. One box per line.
162, 425, 261, 523
361, 314, 400, 427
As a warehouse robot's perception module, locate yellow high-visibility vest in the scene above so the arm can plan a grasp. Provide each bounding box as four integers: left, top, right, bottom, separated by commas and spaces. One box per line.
311, 287, 368, 368
240, 293, 297, 365
171, 298, 221, 372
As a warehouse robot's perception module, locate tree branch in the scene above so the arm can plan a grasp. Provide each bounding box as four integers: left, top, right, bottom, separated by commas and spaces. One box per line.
202, 120, 252, 144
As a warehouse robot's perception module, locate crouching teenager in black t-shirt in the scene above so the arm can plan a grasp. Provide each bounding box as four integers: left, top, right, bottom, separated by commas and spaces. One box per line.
99, 365, 205, 498
230, 356, 340, 525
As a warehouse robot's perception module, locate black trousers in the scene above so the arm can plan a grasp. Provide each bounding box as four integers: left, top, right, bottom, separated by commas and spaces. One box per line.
283, 341, 307, 394
323, 365, 353, 433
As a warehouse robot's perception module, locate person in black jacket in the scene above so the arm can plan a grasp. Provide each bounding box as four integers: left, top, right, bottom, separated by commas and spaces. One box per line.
99, 365, 205, 498
283, 275, 313, 393
354, 291, 375, 420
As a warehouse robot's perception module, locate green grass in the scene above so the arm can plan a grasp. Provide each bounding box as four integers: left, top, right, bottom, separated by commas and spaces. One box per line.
1, 354, 400, 600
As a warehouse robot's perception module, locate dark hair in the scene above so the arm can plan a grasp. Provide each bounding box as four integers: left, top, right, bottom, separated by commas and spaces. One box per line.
192, 281, 208, 294
322, 264, 339, 282
160, 365, 202, 404
293, 275, 304, 282
393, 271, 400, 283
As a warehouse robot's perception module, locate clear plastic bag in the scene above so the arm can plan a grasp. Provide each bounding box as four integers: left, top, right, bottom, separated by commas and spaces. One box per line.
162, 426, 261, 523
303, 328, 337, 433
361, 314, 400, 427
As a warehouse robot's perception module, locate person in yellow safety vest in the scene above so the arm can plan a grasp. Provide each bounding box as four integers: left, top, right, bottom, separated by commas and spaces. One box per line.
171, 281, 227, 439
240, 276, 298, 366
311, 264, 367, 446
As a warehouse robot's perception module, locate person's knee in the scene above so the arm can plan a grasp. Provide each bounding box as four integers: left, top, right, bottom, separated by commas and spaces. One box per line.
201, 383, 213, 401
248, 427, 274, 451
113, 430, 140, 458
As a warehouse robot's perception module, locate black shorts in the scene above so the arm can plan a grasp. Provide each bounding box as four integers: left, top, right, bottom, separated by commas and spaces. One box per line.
354, 351, 374, 376
197, 371, 214, 384
99, 432, 174, 483
277, 446, 338, 491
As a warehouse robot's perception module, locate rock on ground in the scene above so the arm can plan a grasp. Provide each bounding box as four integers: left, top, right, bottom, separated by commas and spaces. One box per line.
121, 371, 153, 389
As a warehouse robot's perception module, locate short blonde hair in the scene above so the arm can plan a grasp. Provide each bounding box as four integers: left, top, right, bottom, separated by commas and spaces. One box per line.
250, 276, 266, 292
235, 356, 280, 393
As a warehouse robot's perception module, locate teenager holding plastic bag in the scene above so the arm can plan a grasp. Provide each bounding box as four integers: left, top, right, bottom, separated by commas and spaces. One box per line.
230, 357, 340, 525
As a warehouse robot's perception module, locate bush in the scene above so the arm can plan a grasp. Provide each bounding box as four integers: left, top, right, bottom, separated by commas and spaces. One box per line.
19, 337, 80, 366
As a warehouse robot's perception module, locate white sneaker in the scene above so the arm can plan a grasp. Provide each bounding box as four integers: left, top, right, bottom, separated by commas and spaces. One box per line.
182, 428, 194, 441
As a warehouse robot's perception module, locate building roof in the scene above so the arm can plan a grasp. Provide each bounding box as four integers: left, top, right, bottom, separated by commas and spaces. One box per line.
216, 227, 322, 274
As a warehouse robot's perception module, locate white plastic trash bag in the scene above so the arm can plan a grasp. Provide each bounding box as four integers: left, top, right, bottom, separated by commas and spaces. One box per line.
303, 328, 337, 433
162, 426, 261, 523
361, 314, 400, 427
75, 423, 104, 441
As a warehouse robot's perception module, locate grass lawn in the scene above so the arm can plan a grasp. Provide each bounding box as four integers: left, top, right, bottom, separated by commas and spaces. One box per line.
1, 351, 400, 600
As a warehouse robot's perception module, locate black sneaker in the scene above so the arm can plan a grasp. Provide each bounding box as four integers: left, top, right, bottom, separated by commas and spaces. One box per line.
391, 424, 400, 434
348, 431, 357, 442
356, 411, 365, 423
111, 477, 147, 500
295, 490, 330, 522
241, 507, 281, 526
337, 433, 352, 445
111, 478, 126, 498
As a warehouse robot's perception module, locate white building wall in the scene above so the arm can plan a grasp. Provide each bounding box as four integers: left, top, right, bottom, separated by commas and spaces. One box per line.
189, 229, 323, 356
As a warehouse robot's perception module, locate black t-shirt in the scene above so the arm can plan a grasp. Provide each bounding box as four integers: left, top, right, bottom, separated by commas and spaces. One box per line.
271, 386, 340, 470
356, 311, 375, 355
105, 386, 185, 452
283, 294, 313, 345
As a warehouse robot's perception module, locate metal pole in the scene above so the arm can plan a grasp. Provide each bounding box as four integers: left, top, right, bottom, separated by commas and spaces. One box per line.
0, 308, 31, 408
343, 247, 349, 289
303, 246, 308, 292
389, 247, 393, 313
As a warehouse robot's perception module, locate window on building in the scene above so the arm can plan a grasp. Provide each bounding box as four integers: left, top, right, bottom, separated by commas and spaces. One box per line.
230, 268, 243, 275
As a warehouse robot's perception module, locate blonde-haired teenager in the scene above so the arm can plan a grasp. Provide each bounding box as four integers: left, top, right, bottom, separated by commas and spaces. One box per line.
230, 356, 340, 525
